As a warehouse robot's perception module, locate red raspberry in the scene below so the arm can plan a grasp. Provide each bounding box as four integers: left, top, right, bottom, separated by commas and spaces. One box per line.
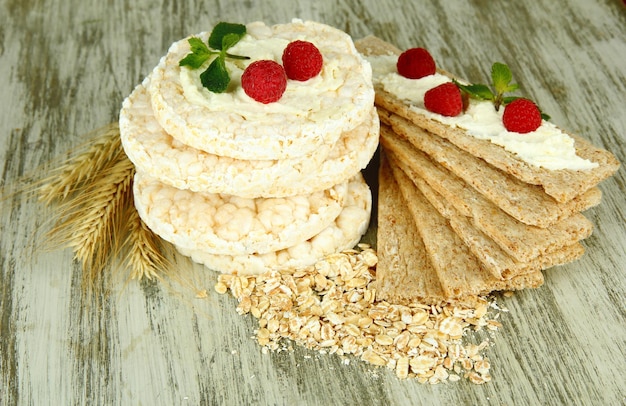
241, 60, 287, 104
397, 47, 436, 79
502, 98, 542, 133
282, 40, 323, 81
423, 82, 463, 117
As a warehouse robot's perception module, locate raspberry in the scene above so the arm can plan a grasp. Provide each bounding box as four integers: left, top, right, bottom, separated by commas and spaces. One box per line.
423, 82, 463, 117
241, 60, 287, 104
282, 40, 323, 81
397, 47, 436, 79
502, 98, 542, 133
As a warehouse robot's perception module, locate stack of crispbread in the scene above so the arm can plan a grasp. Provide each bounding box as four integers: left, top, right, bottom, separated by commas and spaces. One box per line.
355, 36, 620, 304
119, 20, 379, 275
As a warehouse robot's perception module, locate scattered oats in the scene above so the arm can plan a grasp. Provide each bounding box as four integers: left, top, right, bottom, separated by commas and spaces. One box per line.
395, 356, 409, 379
410, 355, 437, 375
213, 246, 504, 384
214, 282, 228, 295
361, 349, 387, 366
196, 289, 208, 299
375, 334, 394, 346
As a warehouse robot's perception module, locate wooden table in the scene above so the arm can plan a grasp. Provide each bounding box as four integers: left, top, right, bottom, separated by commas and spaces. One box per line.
1, 0, 624, 404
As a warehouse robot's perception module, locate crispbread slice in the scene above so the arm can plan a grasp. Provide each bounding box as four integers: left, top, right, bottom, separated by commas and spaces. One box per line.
388, 155, 544, 298
387, 150, 585, 280
376, 152, 451, 305
355, 35, 620, 203
380, 125, 594, 262
381, 110, 602, 228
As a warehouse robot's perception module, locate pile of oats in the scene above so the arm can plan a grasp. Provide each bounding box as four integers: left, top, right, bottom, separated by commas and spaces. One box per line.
214, 244, 504, 384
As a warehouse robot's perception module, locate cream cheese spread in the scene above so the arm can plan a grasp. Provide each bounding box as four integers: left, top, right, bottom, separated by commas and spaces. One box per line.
367, 54, 597, 171
180, 22, 347, 120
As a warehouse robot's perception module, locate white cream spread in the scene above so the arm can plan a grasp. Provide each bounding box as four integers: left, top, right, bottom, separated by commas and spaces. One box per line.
367, 54, 598, 171
179, 20, 369, 122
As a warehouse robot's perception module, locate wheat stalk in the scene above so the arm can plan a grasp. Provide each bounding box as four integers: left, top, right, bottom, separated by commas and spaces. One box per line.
38, 123, 123, 205
47, 153, 134, 278
35, 123, 170, 281
125, 206, 171, 280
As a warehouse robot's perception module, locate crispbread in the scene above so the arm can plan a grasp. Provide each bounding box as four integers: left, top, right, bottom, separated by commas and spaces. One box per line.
376, 152, 449, 305
150, 20, 374, 160
133, 170, 352, 256
387, 150, 585, 279
380, 125, 594, 262
174, 174, 372, 274
381, 110, 602, 228
120, 78, 379, 198
389, 155, 544, 298
355, 35, 620, 203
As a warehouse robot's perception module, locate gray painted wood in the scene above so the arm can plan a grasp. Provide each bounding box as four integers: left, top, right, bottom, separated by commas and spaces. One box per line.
1, 0, 625, 404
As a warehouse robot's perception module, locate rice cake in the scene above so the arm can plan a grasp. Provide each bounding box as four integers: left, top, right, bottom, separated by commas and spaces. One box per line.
380, 125, 594, 262
387, 149, 586, 280
150, 20, 375, 160
381, 110, 602, 228
132, 170, 356, 256
174, 174, 372, 274
121, 78, 379, 198
355, 35, 620, 203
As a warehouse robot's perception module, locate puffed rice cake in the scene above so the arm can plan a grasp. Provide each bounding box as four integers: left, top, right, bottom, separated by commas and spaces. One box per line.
175, 174, 372, 274
132, 170, 356, 256
149, 20, 375, 160
120, 77, 379, 198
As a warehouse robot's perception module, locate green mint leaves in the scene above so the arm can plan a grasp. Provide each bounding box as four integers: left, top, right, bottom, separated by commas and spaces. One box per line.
179, 22, 249, 93
453, 62, 550, 120
208, 22, 246, 50
454, 62, 518, 111
179, 37, 213, 69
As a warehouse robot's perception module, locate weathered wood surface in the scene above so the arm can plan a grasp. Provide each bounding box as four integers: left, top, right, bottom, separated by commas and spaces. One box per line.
1, 0, 625, 404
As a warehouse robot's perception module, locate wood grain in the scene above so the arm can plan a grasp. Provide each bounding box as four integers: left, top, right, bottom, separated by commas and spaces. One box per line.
1, 0, 625, 404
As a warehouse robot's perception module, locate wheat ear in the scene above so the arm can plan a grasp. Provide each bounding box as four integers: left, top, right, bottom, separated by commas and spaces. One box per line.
36, 123, 173, 281
125, 205, 172, 280
48, 153, 134, 278
38, 123, 122, 205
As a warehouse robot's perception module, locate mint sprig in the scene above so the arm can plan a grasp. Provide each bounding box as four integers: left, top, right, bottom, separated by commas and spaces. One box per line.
179, 22, 249, 93
454, 62, 518, 111
453, 62, 550, 120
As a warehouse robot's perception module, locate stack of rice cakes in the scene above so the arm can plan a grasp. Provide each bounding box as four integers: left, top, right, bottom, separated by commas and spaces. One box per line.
120, 21, 379, 275
355, 36, 620, 305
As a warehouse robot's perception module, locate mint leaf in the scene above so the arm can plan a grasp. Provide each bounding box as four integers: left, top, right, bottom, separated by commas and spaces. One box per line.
180, 22, 248, 94
200, 56, 229, 93
209, 22, 246, 50
188, 37, 210, 55
221, 33, 242, 51
454, 62, 550, 121
179, 37, 213, 68
491, 62, 520, 110
454, 80, 494, 101
492, 62, 514, 93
